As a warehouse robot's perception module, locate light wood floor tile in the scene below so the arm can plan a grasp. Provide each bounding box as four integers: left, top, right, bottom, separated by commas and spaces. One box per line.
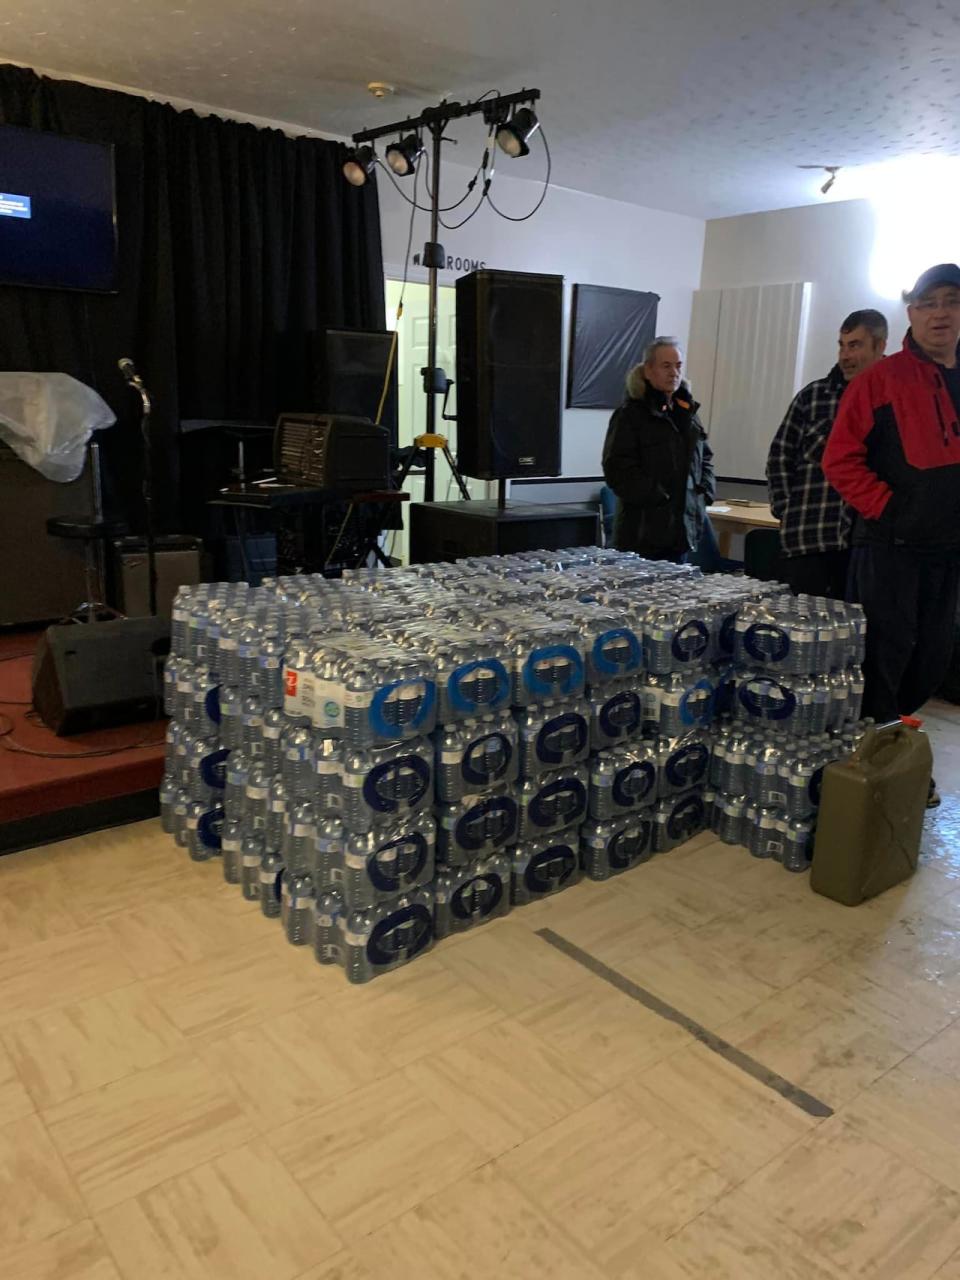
499, 1090, 729, 1276
716, 980, 911, 1108
603, 926, 778, 1027
144, 942, 319, 1040
811, 936, 960, 1021
743, 1116, 960, 1280
104, 896, 266, 981
433, 918, 586, 1016
615, 857, 764, 929
43, 1053, 257, 1213
267, 1073, 486, 1238
693, 897, 862, 990
55, 825, 194, 924
0, 1035, 35, 1125
352, 1162, 608, 1280
933, 1247, 960, 1278
3, 985, 187, 1110
96, 1138, 341, 1280
837, 1058, 960, 1194
916, 1020, 960, 1078
625, 1189, 846, 1280
516, 973, 689, 1086
517, 881, 684, 956
3, 1220, 122, 1280
623, 1042, 816, 1182
198, 998, 390, 1131
294, 1254, 374, 1280
0, 927, 137, 1031
663, 836, 793, 898
0, 865, 85, 952
404, 1017, 601, 1159
0, 1113, 86, 1248
806, 957, 955, 1052
320, 954, 505, 1068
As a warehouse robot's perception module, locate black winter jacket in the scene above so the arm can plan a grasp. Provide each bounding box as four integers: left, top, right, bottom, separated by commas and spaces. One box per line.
601, 373, 715, 557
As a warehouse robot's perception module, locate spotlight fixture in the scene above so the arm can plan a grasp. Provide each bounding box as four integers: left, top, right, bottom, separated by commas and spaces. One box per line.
496, 106, 540, 158
342, 145, 376, 187
385, 133, 424, 176
798, 163, 841, 196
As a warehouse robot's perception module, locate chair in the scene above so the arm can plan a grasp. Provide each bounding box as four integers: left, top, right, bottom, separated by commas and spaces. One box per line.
44, 442, 127, 620
744, 528, 783, 582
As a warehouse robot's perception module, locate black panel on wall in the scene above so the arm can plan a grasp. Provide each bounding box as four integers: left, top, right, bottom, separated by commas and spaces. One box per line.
567, 284, 659, 410
0, 63, 385, 532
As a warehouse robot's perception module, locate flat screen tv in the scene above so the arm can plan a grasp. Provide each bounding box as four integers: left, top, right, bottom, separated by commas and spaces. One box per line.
0, 123, 118, 292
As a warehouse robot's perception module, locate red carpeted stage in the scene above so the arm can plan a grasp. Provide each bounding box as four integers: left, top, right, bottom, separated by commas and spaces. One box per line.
0, 630, 165, 853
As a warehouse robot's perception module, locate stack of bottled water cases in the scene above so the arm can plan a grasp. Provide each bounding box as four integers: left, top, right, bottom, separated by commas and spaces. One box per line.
159, 558, 866, 987
707, 592, 868, 872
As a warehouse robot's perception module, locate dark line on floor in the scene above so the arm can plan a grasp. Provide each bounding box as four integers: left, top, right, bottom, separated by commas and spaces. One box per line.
535, 927, 834, 1119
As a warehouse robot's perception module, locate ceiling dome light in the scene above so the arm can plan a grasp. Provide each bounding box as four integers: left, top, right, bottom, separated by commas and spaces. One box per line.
385, 133, 424, 176
343, 145, 376, 187
496, 106, 540, 158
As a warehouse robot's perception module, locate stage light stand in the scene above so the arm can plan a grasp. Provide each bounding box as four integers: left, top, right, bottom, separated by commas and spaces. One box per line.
352, 88, 540, 502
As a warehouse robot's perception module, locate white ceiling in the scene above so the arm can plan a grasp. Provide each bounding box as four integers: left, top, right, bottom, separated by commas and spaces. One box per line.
3, 0, 960, 218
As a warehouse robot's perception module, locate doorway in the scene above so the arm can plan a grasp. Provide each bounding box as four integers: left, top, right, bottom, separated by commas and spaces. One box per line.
385, 279, 487, 564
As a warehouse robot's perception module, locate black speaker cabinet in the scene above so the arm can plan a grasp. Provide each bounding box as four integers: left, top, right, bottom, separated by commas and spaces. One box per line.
32, 618, 171, 736
456, 270, 563, 480
409, 500, 600, 563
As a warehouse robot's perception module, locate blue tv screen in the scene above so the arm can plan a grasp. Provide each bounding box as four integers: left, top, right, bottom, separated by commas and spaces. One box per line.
0, 123, 118, 292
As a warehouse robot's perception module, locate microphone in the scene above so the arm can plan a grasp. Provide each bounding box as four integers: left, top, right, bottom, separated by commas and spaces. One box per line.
118, 357, 142, 386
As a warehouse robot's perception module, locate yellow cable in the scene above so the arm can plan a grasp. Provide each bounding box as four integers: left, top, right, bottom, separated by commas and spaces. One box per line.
375, 312, 401, 427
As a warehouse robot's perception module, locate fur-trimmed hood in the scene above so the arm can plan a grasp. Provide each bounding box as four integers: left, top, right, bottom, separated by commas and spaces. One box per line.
625, 365, 696, 408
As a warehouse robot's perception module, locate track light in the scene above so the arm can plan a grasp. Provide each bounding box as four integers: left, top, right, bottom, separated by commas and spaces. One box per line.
496, 106, 540, 158
343, 145, 376, 187
820, 167, 839, 196
385, 133, 424, 176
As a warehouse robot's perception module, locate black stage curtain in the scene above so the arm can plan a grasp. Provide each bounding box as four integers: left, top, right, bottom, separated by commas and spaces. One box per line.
0, 63, 384, 530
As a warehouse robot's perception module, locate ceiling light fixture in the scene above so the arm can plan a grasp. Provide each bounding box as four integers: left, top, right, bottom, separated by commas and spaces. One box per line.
799, 164, 840, 196
496, 106, 540, 158
385, 133, 424, 176
342, 145, 376, 187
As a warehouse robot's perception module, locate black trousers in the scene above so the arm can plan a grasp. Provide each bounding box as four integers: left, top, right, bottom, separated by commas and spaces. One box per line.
779, 550, 850, 600
848, 544, 960, 721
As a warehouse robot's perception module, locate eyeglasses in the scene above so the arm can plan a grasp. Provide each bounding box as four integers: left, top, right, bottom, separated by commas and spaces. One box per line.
913, 294, 960, 312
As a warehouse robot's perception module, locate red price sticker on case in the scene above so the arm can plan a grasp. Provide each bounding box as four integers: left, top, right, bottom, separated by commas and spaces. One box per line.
284, 670, 298, 698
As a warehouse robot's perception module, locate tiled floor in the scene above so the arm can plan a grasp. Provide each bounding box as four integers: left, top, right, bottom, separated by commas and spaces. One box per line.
2, 704, 960, 1279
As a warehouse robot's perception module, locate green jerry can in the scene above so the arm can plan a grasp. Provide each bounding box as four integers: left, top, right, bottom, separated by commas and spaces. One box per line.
810, 723, 932, 907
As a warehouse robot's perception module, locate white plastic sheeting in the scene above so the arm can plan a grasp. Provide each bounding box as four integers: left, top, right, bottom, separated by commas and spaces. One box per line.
0, 372, 115, 482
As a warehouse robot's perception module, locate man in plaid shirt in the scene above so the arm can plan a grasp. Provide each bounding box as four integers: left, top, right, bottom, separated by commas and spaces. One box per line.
767, 309, 888, 597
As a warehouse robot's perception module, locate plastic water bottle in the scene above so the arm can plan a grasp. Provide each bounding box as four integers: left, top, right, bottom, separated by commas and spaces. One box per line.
515, 699, 590, 776
240, 834, 264, 901
283, 802, 318, 875
340, 815, 436, 908
588, 742, 658, 820
587, 682, 642, 752
185, 802, 223, 862
172, 787, 191, 847
717, 793, 746, 846
342, 887, 435, 983
241, 697, 264, 756
259, 849, 284, 918
260, 707, 285, 774
224, 750, 250, 822
433, 853, 512, 939
517, 765, 589, 839
221, 816, 243, 884
218, 686, 243, 750
783, 817, 814, 872
652, 790, 706, 852
281, 870, 315, 945
658, 735, 711, 798
580, 814, 653, 880
281, 726, 315, 801
159, 775, 179, 834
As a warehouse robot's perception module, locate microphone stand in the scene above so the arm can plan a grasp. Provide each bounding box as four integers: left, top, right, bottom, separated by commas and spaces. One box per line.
122, 369, 158, 616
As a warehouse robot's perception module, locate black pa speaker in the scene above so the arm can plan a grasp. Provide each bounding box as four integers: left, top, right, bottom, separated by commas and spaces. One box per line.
32, 618, 170, 736
312, 328, 399, 447
455, 269, 563, 480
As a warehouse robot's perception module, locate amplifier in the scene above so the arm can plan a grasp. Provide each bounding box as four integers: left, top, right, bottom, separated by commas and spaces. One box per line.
274, 413, 389, 492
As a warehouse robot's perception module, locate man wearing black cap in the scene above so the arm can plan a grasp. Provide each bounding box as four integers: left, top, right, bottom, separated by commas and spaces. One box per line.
824, 264, 960, 800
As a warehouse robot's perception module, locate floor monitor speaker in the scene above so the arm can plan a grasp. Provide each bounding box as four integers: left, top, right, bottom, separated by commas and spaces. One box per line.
32, 618, 170, 736
455, 269, 563, 480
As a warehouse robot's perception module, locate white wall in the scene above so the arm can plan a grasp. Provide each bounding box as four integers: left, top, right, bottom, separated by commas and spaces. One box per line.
700, 199, 904, 389
378, 159, 705, 478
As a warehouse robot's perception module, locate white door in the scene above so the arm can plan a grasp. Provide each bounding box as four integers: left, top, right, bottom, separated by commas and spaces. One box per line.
385, 279, 486, 564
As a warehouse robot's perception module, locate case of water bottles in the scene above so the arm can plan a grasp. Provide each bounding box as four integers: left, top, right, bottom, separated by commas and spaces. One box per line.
159, 565, 869, 982
434, 714, 519, 802
433, 854, 513, 938
511, 829, 582, 906
581, 813, 654, 880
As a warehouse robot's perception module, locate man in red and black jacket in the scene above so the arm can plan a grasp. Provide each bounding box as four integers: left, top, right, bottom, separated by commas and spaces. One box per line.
823, 264, 960, 751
